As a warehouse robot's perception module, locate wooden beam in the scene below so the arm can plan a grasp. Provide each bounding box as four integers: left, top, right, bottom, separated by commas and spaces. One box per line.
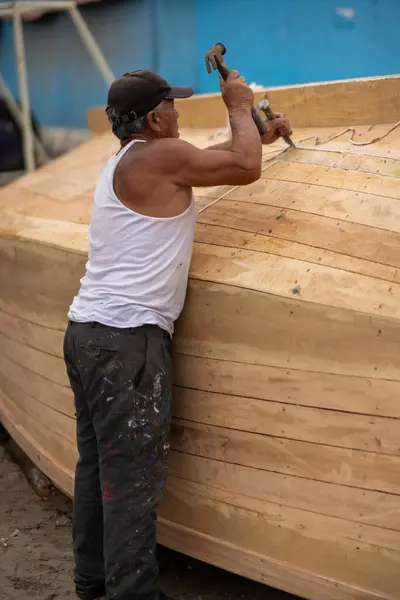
157, 518, 395, 600
87, 75, 400, 133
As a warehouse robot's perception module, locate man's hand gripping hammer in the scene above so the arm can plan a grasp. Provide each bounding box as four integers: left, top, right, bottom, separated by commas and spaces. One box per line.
205, 42, 268, 136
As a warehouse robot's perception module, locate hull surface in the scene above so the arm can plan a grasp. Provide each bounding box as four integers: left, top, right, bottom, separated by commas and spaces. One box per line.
1, 76, 400, 600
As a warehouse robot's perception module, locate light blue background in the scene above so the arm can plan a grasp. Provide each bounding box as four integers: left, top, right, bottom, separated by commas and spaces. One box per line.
0, 0, 398, 128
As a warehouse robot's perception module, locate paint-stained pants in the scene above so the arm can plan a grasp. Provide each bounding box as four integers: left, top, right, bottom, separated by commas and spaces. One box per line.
63, 320, 173, 600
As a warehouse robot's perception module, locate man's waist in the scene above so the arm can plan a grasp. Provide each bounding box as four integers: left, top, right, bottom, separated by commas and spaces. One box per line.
68, 319, 171, 340
68, 304, 175, 337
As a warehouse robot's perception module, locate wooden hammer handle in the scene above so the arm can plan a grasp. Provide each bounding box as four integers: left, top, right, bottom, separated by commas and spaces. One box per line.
251, 107, 268, 136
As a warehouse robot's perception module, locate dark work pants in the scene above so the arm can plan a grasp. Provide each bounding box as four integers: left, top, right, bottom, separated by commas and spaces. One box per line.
63, 321, 172, 600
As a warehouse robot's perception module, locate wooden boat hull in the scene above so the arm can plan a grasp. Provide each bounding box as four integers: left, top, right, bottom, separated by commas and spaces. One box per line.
1, 76, 400, 600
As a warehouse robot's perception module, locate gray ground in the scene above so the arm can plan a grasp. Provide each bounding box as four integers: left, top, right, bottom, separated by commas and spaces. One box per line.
0, 441, 300, 600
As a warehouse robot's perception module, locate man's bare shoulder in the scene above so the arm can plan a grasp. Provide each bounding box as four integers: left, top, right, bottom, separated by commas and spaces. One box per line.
125, 138, 198, 175
147, 137, 196, 155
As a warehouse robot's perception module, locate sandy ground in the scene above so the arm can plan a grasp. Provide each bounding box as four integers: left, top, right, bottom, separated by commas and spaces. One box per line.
0, 441, 299, 600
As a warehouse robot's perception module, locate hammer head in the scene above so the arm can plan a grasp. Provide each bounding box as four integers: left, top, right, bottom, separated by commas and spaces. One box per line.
205, 42, 227, 74
256, 99, 270, 111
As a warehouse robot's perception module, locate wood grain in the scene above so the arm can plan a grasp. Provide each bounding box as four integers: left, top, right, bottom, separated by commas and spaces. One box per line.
264, 161, 400, 201
157, 518, 395, 600
170, 419, 400, 494
160, 478, 400, 598
195, 222, 400, 283
198, 200, 400, 268
225, 178, 400, 233
172, 387, 400, 456
175, 280, 400, 380
189, 242, 400, 319
283, 148, 400, 178
0, 391, 77, 474
162, 477, 400, 553
168, 452, 400, 530
0, 392, 74, 497
0, 309, 64, 356
173, 353, 400, 418
171, 75, 400, 129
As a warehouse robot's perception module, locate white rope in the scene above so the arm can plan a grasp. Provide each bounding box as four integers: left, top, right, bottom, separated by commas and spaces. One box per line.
295, 121, 400, 148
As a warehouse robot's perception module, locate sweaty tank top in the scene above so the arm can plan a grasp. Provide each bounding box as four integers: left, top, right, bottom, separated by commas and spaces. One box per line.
68, 139, 197, 336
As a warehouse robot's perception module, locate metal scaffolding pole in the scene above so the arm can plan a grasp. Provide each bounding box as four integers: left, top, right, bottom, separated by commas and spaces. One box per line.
1, 1, 114, 173
12, 3, 35, 172
68, 5, 114, 86
0, 2, 76, 18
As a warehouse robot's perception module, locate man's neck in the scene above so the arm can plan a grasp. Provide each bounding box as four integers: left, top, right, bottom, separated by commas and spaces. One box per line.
120, 132, 156, 147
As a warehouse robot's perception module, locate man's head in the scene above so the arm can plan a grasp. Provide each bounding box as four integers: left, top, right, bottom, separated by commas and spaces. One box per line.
106, 70, 194, 141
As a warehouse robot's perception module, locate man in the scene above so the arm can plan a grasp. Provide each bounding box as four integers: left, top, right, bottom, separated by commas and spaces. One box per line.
63, 69, 292, 600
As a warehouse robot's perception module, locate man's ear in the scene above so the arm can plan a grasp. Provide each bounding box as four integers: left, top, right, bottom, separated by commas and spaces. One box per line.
147, 110, 162, 132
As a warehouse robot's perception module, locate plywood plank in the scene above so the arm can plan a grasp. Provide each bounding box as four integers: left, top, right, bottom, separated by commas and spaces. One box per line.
283, 149, 400, 177
176, 280, 400, 380
0, 391, 77, 473
0, 309, 64, 357
189, 242, 400, 319
0, 393, 74, 497
168, 452, 400, 530
160, 478, 400, 597
1, 210, 89, 253
2, 281, 398, 411
162, 477, 400, 553
173, 354, 400, 419
4, 141, 114, 204
0, 332, 69, 387
0, 188, 93, 224
198, 200, 400, 268
297, 136, 400, 161
225, 178, 400, 233
1, 380, 398, 599
170, 419, 400, 494
172, 387, 400, 456
194, 223, 400, 283
0, 355, 74, 417
0, 373, 75, 444
264, 162, 400, 200
157, 518, 393, 600
0, 238, 84, 329
266, 76, 400, 129
169, 76, 400, 129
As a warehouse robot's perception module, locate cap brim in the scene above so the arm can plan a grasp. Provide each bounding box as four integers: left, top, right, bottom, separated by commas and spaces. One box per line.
165, 86, 194, 99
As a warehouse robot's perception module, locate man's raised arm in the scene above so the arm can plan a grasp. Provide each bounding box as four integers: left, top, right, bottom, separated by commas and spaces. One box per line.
156, 71, 263, 187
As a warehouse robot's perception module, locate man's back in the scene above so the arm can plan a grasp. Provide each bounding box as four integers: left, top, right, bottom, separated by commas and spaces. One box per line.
68, 138, 197, 335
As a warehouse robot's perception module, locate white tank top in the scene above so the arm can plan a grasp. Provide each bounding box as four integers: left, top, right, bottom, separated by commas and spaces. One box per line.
68, 139, 197, 336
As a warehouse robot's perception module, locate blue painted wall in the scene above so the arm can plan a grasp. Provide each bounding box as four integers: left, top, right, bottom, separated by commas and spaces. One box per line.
0, 0, 399, 128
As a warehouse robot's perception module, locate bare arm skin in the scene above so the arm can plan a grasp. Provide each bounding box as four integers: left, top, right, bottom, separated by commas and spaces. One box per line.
167, 106, 262, 188
207, 113, 293, 151
114, 71, 262, 218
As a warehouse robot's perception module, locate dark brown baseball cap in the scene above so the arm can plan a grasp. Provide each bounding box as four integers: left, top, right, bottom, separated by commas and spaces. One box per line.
106, 70, 194, 122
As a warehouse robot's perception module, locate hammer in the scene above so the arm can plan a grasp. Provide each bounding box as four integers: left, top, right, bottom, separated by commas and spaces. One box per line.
256, 98, 296, 148
205, 42, 268, 136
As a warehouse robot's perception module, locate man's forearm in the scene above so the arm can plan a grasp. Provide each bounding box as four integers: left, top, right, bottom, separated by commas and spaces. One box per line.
229, 107, 262, 167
